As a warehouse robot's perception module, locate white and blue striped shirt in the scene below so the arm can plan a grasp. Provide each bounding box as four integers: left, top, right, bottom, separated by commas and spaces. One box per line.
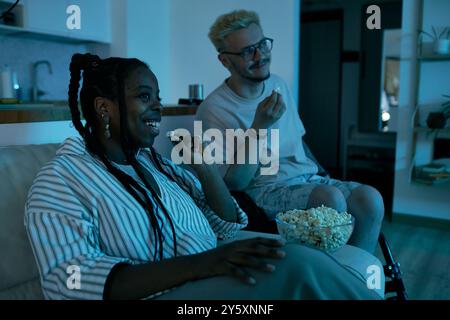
24, 137, 248, 300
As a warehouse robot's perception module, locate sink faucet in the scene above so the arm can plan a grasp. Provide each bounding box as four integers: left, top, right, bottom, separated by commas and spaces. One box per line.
31, 60, 53, 102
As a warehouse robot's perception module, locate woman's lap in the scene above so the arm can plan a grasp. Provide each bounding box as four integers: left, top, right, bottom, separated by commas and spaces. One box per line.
155, 231, 384, 300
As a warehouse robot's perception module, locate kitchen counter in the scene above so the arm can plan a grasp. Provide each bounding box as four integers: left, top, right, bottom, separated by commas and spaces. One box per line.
0, 103, 198, 124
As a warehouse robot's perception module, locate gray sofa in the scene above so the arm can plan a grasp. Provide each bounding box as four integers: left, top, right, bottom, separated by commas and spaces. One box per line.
0, 142, 398, 300
0, 143, 59, 299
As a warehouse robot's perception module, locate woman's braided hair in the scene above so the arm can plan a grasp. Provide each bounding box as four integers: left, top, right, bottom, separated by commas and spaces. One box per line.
68, 53, 184, 261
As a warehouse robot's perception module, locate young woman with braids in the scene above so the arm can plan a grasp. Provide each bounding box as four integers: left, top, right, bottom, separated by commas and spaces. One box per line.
24, 53, 383, 300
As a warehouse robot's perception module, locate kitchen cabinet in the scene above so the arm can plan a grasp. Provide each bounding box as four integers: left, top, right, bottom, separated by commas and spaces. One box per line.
23, 0, 69, 37
0, 0, 24, 27
20, 0, 110, 43
65, 0, 111, 43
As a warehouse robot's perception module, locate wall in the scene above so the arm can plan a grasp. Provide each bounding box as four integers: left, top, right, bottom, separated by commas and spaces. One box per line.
0, 0, 173, 147
167, 0, 300, 105
0, 36, 91, 147
0, 121, 79, 146
107, 0, 301, 106
2, 0, 300, 148
0, 36, 88, 101
109, 0, 171, 102
393, 0, 450, 221
0, 1, 110, 147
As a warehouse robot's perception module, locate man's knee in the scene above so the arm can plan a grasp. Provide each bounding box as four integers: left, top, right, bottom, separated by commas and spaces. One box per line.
308, 185, 347, 212
348, 185, 384, 223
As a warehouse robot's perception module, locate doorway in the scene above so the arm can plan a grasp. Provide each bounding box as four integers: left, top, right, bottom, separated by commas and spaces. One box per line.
299, 9, 343, 178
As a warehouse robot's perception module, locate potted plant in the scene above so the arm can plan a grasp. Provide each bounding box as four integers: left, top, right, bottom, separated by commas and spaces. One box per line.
426, 95, 450, 129
419, 27, 450, 55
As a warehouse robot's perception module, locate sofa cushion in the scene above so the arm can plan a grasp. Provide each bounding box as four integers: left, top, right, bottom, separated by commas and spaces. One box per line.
0, 278, 45, 300
0, 143, 58, 299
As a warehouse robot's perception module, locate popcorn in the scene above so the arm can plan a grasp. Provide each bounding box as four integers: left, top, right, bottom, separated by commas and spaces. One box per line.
276, 205, 354, 252
166, 130, 181, 141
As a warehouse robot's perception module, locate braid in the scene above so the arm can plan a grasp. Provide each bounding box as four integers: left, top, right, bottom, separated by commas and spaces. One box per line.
68, 54, 88, 139
149, 147, 194, 196
68, 53, 103, 139
95, 146, 163, 261
68, 53, 179, 261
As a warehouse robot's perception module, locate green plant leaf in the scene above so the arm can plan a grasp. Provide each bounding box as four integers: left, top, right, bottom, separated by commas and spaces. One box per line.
432, 26, 438, 39
419, 29, 435, 40
444, 27, 450, 40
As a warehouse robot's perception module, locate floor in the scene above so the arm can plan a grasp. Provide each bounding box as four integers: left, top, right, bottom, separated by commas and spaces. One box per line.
375, 218, 450, 300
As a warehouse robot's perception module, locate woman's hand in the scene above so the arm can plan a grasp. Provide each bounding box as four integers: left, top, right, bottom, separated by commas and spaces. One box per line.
167, 132, 205, 166
195, 237, 286, 285
167, 132, 238, 222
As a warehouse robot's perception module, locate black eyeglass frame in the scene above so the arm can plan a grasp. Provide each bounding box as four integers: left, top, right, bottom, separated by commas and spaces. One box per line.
219, 37, 274, 61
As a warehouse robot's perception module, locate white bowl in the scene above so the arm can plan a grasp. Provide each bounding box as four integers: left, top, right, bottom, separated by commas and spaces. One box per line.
275, 209, 355, 253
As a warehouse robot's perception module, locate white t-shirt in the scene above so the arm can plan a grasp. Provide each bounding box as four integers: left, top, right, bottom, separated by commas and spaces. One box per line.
195, 74, 318, 190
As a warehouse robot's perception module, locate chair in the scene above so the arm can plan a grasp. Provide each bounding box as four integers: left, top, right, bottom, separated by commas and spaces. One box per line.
229, 142, 408, 300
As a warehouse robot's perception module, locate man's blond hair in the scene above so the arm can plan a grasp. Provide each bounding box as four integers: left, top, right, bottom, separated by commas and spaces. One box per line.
208, 10, 262, 52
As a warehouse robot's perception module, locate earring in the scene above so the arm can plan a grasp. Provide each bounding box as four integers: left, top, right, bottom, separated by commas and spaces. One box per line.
105, 123, 111, 139
102, 114, 111, 139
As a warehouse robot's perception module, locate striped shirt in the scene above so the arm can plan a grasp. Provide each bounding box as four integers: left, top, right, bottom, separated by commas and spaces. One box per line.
24, 137, 248, 300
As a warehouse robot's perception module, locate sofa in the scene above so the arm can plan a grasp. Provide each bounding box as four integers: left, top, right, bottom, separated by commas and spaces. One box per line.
0, 142, 404, 300
0, 143, 59, 299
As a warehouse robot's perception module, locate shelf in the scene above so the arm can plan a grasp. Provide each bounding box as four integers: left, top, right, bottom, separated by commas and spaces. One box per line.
411, 179, 450, 189
418, 54, 450, 61
414, 127, 450, 132
412, 163, 450, 188
0, 103, 198, 124
413, 127, 450, 139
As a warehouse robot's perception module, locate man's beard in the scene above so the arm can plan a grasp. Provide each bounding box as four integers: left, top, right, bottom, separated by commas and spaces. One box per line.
233, 59, 271, 83
243, 71, 271, 83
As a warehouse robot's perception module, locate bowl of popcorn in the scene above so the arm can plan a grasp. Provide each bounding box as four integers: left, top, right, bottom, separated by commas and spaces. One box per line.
275, 205, 355, 253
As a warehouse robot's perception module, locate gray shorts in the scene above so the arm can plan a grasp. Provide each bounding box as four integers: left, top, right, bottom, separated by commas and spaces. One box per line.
246, 175, 362, 219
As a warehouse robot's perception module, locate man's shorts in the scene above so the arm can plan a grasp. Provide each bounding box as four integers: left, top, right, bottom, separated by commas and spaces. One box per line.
246, 175, 362, 219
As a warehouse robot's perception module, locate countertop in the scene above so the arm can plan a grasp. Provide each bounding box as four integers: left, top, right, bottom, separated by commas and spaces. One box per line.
0, 102, 198, 124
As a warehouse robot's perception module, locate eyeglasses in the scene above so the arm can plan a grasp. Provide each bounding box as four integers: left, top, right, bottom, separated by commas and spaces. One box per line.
220, 37, 274, 61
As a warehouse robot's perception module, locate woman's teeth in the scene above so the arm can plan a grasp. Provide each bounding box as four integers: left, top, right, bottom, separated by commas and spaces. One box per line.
144, 120, 160, 129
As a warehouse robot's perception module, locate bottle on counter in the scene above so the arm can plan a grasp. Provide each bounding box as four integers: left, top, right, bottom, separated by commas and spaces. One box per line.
12, 71, 21, 101
0, 65, 19, 103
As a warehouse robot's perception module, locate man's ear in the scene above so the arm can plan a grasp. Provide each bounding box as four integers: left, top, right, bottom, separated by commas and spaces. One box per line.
218, 54, 231, 70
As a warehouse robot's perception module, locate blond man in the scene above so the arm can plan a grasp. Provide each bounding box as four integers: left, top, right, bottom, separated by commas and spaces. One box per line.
196, 10, 384, 254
